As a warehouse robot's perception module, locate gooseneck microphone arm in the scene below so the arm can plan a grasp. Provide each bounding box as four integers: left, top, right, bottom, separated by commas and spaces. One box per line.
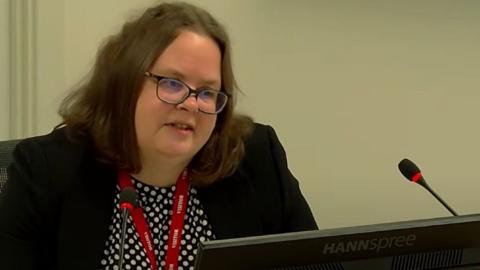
119, 208, 129, 270
419, 180, 458, 216
398, 158, 458, 216
118, 187, 138, 270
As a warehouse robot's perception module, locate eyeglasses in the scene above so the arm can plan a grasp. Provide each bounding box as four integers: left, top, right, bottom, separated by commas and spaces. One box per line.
145, 72, 229, 114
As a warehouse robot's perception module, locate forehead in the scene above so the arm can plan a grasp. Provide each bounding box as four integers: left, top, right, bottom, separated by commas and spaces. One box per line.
151, 31, 222, 88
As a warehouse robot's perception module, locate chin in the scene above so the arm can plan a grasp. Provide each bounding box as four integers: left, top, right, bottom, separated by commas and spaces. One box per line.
156, 144, 197, 159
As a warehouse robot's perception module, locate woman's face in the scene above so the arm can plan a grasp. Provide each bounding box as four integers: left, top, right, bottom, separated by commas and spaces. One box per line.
135, 31, 221, 163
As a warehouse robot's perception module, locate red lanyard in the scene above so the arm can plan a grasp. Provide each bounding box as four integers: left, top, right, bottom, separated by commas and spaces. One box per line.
118, 170, 190, 270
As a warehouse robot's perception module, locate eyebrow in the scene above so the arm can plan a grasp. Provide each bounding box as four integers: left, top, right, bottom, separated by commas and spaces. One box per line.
160, 69, 221, 89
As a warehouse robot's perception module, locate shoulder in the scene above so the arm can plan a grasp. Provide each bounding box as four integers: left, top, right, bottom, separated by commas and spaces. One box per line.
235, 122, 288, 208
11, 128, 97, 193
242, 123, 286, 168
245, 122, 275, 144
241, 123, 318, 232
17, 127, 89, 154
244, 123, 278, 153
15, 127, 93, 166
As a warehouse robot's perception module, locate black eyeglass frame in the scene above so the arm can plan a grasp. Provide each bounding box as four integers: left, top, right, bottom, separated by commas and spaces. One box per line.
144, 71, 229, 115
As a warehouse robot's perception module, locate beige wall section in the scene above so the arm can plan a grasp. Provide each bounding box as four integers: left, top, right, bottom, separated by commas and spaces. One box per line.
12, 0, 480, 228
0, 0, 8, 139
35, 0, 65, 136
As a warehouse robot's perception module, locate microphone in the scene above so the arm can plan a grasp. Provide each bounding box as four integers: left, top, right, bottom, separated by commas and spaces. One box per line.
118, 187, 138, 270
398, 158, 458, 216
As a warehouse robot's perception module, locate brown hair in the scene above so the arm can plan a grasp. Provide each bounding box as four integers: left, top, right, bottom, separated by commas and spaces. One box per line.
58, 2, 253, 186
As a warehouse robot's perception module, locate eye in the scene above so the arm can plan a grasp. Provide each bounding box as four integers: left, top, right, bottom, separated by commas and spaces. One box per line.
158, 79, 184, 92
199, 90, 218, 101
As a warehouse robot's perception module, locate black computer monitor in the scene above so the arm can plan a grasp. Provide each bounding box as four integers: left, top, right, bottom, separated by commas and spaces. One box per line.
194, 214, 480, 270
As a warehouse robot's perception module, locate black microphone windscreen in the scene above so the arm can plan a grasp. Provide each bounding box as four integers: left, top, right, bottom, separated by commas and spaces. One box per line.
119, 187, 138, 207
398, 158, 421, 181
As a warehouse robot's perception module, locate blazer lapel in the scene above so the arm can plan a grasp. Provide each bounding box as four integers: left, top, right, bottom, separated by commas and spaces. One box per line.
198, 168, 264, 240
56, 162, 116, 270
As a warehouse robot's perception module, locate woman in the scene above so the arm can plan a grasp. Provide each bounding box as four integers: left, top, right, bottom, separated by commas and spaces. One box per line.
0, 2, 317, 269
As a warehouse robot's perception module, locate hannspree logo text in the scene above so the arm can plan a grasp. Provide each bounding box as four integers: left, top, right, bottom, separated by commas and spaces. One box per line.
323, 234, 416, 254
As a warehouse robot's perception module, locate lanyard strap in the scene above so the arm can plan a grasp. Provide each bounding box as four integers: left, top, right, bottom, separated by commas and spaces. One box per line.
118, 170, 190, 270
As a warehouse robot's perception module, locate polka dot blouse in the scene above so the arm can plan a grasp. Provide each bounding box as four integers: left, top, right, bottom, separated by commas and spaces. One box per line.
100, 176, 215, 270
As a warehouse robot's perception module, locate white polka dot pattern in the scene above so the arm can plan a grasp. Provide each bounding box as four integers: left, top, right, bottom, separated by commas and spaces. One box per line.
100, 177, 215, 269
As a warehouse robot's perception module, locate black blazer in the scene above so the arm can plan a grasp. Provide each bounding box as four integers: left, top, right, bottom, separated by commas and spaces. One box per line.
0, 123, 317, 269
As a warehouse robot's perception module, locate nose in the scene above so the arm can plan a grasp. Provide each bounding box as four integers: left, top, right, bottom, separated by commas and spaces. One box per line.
177, 94, 199, 112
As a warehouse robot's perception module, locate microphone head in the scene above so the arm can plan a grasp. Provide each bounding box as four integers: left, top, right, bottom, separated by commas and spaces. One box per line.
398, 158, 424, 183
119, 187, 138, 209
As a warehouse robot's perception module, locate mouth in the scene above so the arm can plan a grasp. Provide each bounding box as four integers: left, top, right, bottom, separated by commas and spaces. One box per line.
165, 122, 195, 131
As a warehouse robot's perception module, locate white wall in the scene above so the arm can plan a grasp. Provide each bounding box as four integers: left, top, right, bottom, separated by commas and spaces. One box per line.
0, 0, 9, 140
5, 0, 480, 228
36, 0, 65, 135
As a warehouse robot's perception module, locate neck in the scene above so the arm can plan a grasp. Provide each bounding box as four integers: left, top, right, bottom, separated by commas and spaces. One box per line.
132, 154, 190, 188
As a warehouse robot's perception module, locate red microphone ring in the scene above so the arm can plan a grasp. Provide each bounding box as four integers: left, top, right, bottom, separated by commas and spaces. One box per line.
120, 202, 134, 210
411, 172, 423, 183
